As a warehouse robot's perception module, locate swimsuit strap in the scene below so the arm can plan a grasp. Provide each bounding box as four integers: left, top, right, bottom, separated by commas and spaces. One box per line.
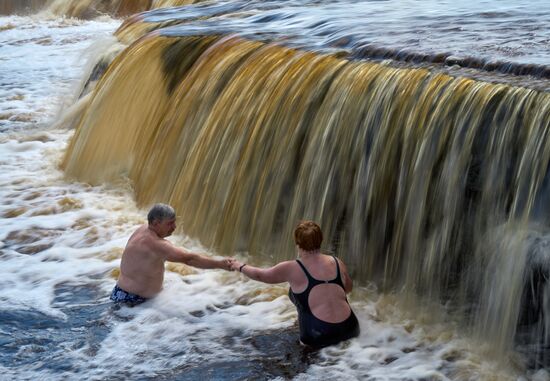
295, 259, 317, 285
290, 257, 348, 316
331, 256, 346, 290
295, 257, 345, 289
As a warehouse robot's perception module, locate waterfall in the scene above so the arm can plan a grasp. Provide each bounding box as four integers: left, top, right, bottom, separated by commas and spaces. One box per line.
60, 29, 550, 358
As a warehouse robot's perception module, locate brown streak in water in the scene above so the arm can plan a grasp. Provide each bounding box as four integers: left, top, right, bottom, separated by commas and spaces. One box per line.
96, 247, 124, 261
18, 133, 53, 143
4, 228, 63, 255
0, 113, 14, 120
110, 267, 120, 279
165, 262, 196, 276
2, 207, 27, 218
235, 285, 288, 305
17, 243, 54, 254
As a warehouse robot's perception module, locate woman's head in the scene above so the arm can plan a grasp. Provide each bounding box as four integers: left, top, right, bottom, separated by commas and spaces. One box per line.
294, 220, 323, 251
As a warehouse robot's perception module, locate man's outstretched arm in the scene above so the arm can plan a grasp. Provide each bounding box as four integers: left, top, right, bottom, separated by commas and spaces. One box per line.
158, 240, 233, 270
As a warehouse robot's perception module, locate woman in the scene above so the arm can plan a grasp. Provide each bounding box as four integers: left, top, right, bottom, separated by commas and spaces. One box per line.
231, 221, 360, 348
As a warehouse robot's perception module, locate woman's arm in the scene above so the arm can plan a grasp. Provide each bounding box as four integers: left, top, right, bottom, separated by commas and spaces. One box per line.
231, 260, 292, 284
338, 258, 353, 293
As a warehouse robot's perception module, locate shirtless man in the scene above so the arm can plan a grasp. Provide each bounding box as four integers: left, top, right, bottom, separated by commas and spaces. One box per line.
110, 203, 233, 306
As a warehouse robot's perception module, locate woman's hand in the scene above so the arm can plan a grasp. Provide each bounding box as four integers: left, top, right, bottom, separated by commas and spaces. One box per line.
230, 260, 244, 272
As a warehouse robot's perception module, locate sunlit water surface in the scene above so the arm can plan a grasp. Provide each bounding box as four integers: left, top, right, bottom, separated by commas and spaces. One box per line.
130, 0, 550, 91
0, 9, 549, 381
150, 0, 550, 63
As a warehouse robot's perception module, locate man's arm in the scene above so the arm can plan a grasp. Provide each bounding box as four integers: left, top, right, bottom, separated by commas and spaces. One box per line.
157, 239, 232, 270
230, 260, 292, 284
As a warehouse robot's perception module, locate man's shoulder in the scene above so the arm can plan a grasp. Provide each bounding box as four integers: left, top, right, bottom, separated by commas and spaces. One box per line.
131, 224, 149, 236
125, 229, 169, 259
144, 232, 173, 252
130, 226, 159, 246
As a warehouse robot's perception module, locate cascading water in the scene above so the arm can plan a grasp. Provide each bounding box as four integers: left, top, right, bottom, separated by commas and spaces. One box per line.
62, 29, 550, 359
2, 0, 550, 379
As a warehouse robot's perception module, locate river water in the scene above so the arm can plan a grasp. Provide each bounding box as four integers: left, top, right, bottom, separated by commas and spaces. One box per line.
1, 1, 550, 380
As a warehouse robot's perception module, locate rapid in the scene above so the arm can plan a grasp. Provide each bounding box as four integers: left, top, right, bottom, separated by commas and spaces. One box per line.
1, 0, 550, 380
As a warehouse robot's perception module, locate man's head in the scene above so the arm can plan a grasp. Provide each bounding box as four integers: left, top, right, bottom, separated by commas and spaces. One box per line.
294, 220, 323, 252
147, 203, 177, 238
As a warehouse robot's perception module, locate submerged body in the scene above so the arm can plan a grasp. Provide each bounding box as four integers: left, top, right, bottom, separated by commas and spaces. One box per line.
231, 221, 360, 347
116, 224, 172, 298
289, 256, 360, 347
112, 204, 233, 304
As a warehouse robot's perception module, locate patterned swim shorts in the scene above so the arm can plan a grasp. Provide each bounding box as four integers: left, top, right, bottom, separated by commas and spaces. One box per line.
110, 284, 147, 306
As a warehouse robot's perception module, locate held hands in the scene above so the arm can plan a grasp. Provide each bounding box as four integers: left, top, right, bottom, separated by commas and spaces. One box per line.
218, 258, 246, 272
230, 260, 244, 272
221, 258, 237, 271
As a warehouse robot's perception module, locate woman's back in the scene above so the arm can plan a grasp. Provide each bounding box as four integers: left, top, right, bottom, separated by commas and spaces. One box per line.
289, 254, 352, 323
288, 253, 360, 347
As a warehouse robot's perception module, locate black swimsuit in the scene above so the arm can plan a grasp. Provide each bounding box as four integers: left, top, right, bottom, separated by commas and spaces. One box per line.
288, 256, 360, 348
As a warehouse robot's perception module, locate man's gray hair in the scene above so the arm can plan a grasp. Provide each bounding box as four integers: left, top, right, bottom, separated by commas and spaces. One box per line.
147, 203, 176, 224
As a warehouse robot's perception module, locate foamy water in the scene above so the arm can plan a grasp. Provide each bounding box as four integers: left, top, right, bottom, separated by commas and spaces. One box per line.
0, 12, 548, 381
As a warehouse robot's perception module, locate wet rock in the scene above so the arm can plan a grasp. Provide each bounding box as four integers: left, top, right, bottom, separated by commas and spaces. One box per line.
445, 55, 463, 66
516, 237, 550, 368
383, 356, 398, 364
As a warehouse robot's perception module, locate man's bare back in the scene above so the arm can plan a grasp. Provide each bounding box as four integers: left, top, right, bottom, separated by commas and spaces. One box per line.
111, 204, 234, 304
